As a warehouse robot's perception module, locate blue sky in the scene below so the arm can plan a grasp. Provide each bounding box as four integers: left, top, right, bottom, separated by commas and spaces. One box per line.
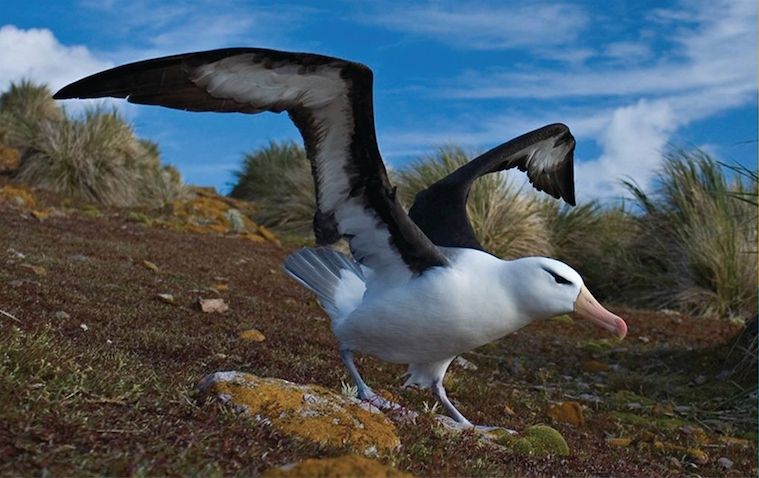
2, 0, 756, 202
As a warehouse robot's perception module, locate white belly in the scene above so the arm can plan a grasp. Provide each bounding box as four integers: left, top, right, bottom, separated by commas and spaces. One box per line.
333, 250, 531, 364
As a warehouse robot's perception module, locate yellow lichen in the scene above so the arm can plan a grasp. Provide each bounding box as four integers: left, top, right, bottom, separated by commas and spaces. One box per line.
607, 437, 632, 447
207, 373, 400, 454
546, 401, 585, 427
166, 188, 278, 244
261, 455, 413, 478
238, 329, 266, 342
0, 184, 37, 208
30, 209, 52, 220
0, 144, 21, 173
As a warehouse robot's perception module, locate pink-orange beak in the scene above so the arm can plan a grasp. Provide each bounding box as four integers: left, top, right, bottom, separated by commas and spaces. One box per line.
574, 285, 627, 339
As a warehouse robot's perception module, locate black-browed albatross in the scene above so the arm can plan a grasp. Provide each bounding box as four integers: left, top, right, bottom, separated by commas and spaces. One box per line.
54, 47, 628, 427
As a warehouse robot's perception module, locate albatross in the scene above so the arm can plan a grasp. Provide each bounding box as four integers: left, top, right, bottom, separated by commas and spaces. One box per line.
54, 47, 628, 427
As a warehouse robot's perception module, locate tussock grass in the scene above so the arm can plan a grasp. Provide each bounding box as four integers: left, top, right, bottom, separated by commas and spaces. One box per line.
1, 80, 186, 207
621, 149, 757, 320
395, 146, 551, 258
230, 141, 315, 237
0, 81, 63, 149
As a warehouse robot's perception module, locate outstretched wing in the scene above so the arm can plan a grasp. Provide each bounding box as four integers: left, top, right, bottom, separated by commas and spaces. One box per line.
55, 48, 448, 277
408, 123, 575, 251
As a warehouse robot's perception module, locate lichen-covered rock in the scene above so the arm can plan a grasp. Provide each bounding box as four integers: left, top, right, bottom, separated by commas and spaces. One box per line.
198, 372, 400, 455
492, 425, 570, 456
261, 455, 412, 478
167, 187, 279, 245
0, 184, 36, 208
238, 328, 266, 342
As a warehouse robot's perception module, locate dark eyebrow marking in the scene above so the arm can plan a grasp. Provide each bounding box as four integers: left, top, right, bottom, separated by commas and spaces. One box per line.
542, 267, 572, 285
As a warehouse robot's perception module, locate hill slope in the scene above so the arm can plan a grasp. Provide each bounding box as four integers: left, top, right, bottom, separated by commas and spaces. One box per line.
0, 188, 755, 477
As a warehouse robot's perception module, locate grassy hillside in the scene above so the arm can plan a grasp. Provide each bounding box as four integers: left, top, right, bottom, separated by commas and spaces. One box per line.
0, 182, 756, 476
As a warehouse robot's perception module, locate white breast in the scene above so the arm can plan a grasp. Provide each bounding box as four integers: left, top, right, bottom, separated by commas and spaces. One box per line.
334, 248, 531, 364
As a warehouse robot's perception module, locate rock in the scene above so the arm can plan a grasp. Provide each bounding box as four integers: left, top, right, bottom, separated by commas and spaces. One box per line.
578, 393, 602, 404
625, 402, 642, 410
607, 437, 632, 447
80, 323, 89, 331
716, 457, 733, 469
453, 356, 477, 371
0, 184, 36, 208
718, 435, 751, 448
20, 263, 47, 277
53, 311, 70, 320
686, 448, 709, 465
238, 328, 266, 342
225, 208, 247, 233
198, 371, 400, 455
582, 360, 610, 373
197, 298, 229, 313
494, 425, 570, 457
546, 401, 584, 427
30, 209, 52, 221
156, 293, 176, 304
261, 455, 412, 478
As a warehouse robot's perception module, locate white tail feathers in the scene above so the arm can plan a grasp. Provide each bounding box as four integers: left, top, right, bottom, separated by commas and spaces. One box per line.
283, 247, 366, 319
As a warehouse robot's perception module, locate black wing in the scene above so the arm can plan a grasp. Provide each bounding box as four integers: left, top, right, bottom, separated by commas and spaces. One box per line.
55, 48, 448, 276
408, 123, 575, 251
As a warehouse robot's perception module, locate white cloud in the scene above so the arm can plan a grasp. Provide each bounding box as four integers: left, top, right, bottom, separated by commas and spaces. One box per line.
76, 0, 316, 61
0, 25, 112, 92
359, 2, 589, 56
383, 0, 756, 202
575, 100, 678, 201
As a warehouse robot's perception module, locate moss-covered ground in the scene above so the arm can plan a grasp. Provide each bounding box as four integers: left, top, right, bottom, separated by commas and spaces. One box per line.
1, 182, 756, 476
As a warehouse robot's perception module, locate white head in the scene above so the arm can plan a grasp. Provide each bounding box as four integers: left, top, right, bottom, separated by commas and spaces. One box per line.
505, 257, 627, 338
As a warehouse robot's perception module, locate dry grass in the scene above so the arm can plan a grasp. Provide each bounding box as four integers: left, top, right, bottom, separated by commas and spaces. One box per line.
1, 81, 186, 207
621, 149, 757, 320
395, 146, 551, 258
230, 141, 315, 238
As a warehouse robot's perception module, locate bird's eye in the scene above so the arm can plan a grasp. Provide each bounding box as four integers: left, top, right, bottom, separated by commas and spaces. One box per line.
543, 268, 572, 285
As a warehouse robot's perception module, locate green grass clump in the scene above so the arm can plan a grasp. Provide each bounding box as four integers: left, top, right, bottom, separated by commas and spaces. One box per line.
230, 141, 315, 237
493, 425, 570, 456
0, 80, 186, 207
620, 149, 757, 320
395, 146, 551, 259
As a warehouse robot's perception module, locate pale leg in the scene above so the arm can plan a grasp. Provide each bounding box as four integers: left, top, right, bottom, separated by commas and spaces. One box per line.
340, 349, 400, 410
432, 379, 473, 426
